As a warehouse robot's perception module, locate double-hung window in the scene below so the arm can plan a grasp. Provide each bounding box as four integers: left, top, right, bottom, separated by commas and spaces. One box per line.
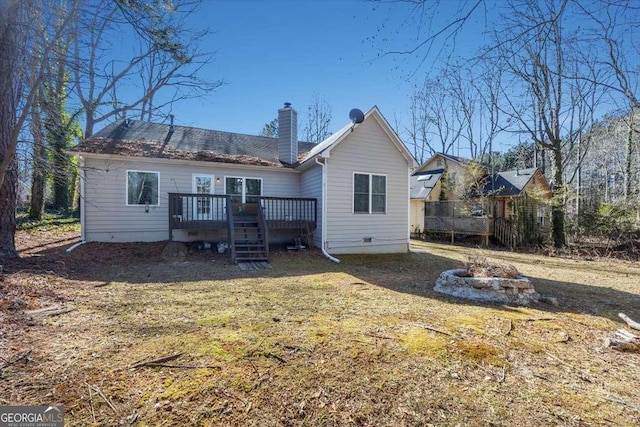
127, 170, 159, 206
353, 173, 386, 214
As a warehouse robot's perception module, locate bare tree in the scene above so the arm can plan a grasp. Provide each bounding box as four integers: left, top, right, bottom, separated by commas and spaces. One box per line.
407, 76, 466, 160
490, 0, 606, 247
302, 94, 332, 143
73, 0, 222, 137
0, 0, 220, 258
0, 0, 80, 257
260, 119, 278, 138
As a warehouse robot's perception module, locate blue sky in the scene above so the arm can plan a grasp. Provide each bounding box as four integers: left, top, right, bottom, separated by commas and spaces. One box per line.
167, 0, 485, 139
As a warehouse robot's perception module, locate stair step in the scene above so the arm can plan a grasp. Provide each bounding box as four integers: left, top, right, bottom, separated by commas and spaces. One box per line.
229, 212, 267, 263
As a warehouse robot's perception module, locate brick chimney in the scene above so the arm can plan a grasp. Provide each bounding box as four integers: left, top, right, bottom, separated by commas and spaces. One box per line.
278, 102, 298, 164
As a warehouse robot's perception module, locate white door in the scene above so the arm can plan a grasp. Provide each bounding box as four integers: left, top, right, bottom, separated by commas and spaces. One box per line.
192, 174, 215, 220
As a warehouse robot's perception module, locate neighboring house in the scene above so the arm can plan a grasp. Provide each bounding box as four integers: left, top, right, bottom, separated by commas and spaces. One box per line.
70, 104, 416, 262
410, 153, 551, 247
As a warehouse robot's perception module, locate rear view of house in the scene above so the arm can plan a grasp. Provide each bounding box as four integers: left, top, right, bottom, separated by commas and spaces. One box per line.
70, 104, 416, 262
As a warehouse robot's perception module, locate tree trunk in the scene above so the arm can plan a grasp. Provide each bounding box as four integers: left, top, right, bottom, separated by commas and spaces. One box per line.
625, 115, 634, 202
51, 132, 70, 211
0, 161, 18, 257
0, 0, 20, 258
29, 101, 46, 220
551, 146, 566, 248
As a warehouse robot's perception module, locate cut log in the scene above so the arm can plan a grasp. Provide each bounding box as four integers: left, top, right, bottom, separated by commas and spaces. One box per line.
618, 313, 640, 331
605, 328, 640, 353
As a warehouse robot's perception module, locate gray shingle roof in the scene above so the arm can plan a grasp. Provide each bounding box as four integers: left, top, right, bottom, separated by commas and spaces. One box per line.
72, 119, 316, 167
410, 166, 542, 199
485, 168, 538, 196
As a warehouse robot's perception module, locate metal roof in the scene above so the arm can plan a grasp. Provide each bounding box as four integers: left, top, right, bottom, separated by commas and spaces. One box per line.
410, 170, 442, 199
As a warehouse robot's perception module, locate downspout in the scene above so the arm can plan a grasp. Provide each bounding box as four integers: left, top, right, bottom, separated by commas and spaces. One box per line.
315, 157, 340, 263
408, 167, 415, 247
79, 155, 85, 242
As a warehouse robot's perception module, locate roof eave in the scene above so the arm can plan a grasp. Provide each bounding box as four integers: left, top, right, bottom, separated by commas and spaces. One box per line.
73, 151, 300, 172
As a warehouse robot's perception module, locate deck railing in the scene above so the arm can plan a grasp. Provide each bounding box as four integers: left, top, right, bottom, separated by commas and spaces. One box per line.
168, 193, 229, 229
168, 193, 317, 238
424, 216, 491, 234
258, 196, 317, 230
423, 200, 491, 235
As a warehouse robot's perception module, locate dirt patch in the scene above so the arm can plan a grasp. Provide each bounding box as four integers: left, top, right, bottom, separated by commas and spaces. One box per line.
1, 230, 640, 426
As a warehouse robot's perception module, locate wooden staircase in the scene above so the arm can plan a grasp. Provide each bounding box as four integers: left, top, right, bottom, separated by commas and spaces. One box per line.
228, 204, 269, 263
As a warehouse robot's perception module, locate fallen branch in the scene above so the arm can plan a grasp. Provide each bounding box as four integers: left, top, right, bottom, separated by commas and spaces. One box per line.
566, 384, 640, 412
522, 316, 556, 322
25, 306, 75, 318
414, 323, 452, 336
89, 385, 118, 415
131, 352, 184, 369
619, 313, 640, 331
365, 333, 396, 340
87, 384, 96, 424
600, 394, 640, 412
94, 282, 112, 288
0, 349, 32, 371
140, 363, 221, 369
250, 351, 286, 364
275, 343, 312, 353
544, 351, 594, 383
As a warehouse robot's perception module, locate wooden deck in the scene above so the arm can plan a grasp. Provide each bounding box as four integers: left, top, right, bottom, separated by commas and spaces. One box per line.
168, 193, 317, 262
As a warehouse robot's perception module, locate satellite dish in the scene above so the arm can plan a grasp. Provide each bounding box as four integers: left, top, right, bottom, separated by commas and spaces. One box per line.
349, 108, 365, 124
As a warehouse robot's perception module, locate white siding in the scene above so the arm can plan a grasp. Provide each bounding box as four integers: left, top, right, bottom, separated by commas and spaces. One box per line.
82, 157, 300, 242
410, 200, 425, 234
300, 164, 323, 248
324, 118, 410, 254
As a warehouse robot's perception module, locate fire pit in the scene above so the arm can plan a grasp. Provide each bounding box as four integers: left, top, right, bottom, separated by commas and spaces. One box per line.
434, 268, 539, 306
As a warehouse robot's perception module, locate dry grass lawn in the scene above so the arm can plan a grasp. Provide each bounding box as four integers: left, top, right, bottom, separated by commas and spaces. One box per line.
1, 225, 640, 426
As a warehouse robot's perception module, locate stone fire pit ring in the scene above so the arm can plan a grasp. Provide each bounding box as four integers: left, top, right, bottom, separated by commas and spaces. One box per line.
434, 269, 539, 306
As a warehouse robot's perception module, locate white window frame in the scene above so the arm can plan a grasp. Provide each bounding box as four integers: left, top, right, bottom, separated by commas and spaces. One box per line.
126, 170, 160, 206
192, 174, 215, 195
537, 205, 546, 226
353, 172, 387, 214
224, 176, 263, 203
192, 174, 216, 220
